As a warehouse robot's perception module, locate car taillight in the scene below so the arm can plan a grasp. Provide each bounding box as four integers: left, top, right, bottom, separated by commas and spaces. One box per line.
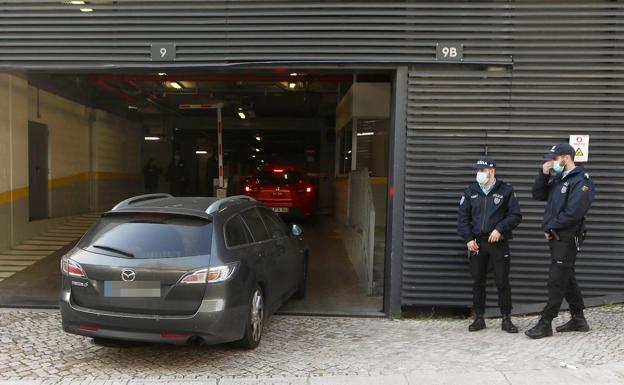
161, 333, 188, 339
61, 258, 87, 278
180, 263, 238, 284
297, 185, 313, 193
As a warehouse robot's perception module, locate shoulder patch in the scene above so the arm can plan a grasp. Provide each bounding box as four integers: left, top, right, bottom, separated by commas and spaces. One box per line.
582, 185, 589, 192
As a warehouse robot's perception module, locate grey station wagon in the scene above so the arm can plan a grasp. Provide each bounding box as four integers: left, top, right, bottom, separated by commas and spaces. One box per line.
60, 194, 308, 349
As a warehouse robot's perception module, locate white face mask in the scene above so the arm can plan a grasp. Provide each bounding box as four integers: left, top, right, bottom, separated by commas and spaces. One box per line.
476, 171, 489, 185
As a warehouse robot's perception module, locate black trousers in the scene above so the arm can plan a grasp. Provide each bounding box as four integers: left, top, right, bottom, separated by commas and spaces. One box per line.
469, 240, 512, 315
541, 232, 585, 321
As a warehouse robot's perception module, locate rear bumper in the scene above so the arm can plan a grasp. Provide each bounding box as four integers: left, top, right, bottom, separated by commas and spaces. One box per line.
257, 199, 315, 217
59, 288, 248, 345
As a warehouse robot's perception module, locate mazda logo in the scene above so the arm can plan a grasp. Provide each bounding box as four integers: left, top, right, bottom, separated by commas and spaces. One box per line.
121, 269, 136, 282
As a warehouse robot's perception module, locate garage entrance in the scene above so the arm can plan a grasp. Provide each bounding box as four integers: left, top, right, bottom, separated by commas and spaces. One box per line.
0, 70, 392, 316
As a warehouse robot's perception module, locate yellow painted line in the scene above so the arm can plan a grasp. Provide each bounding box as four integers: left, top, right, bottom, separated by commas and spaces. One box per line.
48, 172, 90, 189
370, 177, 388, 185
0, 186, 28, 205
1, 172, 140, 204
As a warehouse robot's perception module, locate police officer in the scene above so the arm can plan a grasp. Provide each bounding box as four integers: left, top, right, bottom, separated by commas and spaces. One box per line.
458, 157, 523, 333
525, 143, 595, 339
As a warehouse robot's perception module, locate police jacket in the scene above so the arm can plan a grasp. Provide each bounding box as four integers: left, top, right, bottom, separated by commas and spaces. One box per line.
532, 166, 594, 231
457, 179, 523, 243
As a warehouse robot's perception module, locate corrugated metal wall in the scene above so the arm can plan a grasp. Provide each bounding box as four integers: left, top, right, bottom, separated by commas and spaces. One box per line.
403, 1, 624, 309
1, 0, 623, 310
0, 1, 513, 69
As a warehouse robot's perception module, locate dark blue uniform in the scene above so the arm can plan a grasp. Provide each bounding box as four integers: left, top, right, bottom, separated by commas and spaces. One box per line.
532, 166, 595, 321
457, 179, 522, 315
458, 180, 522, 243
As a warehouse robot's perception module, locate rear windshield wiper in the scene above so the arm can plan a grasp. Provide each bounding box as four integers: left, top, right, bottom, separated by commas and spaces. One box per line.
92, 244, 135, 258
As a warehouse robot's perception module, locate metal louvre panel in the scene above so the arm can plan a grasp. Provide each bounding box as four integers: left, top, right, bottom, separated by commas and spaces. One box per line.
403, 1, 624, 310
0, 1, 516, 68
403, 66, 512, 307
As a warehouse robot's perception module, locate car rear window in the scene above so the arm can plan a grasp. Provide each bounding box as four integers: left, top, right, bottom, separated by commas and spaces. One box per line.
256, 170, 303, 186
77, 214, 213, 259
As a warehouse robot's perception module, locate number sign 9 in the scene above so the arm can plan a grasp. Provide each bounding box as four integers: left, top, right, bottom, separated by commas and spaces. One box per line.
151, 43, 176, 61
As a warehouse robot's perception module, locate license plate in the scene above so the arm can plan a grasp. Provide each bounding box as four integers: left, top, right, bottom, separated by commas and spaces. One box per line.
272, 207, 289, 213
103, 281, 161, 297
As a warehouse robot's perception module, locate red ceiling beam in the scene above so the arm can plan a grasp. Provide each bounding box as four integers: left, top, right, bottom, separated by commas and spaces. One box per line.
94, 74, 353, 83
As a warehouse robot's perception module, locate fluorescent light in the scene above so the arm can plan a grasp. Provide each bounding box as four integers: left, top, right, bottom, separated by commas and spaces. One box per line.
80, 8, 93, 12
252, 155, 256, 158
128, 105, 138, 110
288, 82, 296, 89
238, 111, 246, 119
195, 150, 207, 155
255, 135, 261, 141
290, 73, 298, 76
255, 148, 260, 152
357, 132, 374, 136
70, 1, 85, 4
144, 136, 160, 141
169, 81, 183, 89
158, 72, 167, 76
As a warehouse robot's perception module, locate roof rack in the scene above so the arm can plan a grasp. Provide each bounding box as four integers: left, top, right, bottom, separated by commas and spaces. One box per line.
205, 195, 255, 214
111, 193, 173, 211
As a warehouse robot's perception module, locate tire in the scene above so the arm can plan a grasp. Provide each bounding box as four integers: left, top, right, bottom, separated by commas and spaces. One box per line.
232, 286, 265, 350
292, 254, 308, 299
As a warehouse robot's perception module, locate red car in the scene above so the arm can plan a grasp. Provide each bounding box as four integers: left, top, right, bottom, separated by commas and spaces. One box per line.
242, 164, 316, 218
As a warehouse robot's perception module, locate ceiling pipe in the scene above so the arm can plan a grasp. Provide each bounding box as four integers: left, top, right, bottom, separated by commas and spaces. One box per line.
94, 74, 354, 83
94, 78, 136, 102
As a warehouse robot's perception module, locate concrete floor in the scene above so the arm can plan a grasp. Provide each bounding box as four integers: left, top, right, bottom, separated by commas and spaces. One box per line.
280, 218, 384, 316
0, 214, 384, 316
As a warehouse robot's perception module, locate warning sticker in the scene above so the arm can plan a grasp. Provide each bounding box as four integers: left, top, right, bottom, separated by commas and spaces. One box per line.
569, 135, 589, 163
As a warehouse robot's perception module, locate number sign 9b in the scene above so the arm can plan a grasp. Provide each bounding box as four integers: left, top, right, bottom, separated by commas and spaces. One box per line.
436, 43, 463, 61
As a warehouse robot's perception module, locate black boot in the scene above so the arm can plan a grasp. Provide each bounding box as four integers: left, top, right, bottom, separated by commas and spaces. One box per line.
469, 314, 486, 332
556, 312, 590, 333
501, 314, 518, 333
525, 318, 553, 339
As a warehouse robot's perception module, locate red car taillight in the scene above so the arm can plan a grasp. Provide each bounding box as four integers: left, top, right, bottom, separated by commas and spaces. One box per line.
297, 185, 313, 194
61, 258, 87, 278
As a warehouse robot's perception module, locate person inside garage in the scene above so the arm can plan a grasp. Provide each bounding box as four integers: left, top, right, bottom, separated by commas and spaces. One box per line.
142, 157, 162, 193
457, 157, 523, 333
205, 146, 219, 197
166, 150, 189, 196
525, 143, 595, 339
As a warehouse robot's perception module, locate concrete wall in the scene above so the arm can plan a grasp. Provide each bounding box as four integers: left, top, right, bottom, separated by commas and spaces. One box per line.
0, 73, 143, 251
92, 109, 143, 211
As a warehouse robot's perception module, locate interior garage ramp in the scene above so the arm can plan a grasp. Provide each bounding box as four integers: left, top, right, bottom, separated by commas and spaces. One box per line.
0, 71, 391, 316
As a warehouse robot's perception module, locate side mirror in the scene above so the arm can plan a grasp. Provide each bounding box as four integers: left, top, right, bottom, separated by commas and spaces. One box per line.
291, 224, 303, 236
